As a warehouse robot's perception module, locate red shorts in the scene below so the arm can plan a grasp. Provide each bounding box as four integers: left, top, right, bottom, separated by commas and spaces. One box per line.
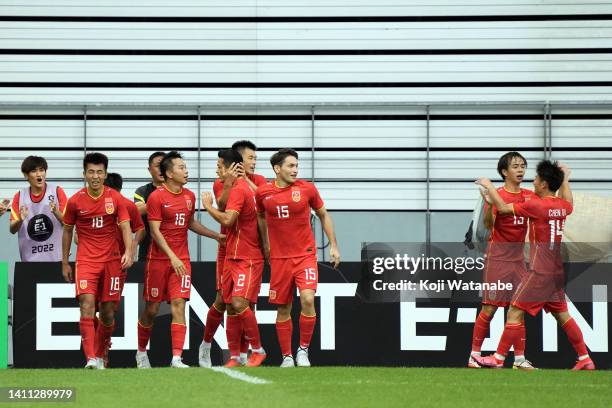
75, 260, 123, 303
215, 251, 225, 291
143, 258, 192, 302
511, 270, 568, 316
269, 255, 318, 305
482, 258, 527, 307
222, 258, 264, 304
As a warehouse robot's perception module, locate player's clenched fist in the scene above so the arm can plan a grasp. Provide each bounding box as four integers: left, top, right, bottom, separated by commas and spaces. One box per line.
329, 246, 341, 269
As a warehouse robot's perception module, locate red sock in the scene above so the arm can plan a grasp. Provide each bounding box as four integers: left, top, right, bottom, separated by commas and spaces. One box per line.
171, 323, 186, 357
94, 316, 99, 332
495, 322, 522, 362
237, 308, 262, 350
299, 313, 316, 349
203, 306, 224, 343
240, 329, 249, 354
471, 310, 492, 353
561, 318, 588, 357
276, 318, 293, 357
137, 321, 153, 352
514, 322, 526, 357
79, 317, 96, 360
226, 315, 242, 358
95, 320, 115, 358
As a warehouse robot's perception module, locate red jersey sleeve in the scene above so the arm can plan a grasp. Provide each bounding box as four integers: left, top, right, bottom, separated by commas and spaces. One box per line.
252, 174, 267, 187
113, 191, 130, 224
512, 199, 541, 220
213, 179, 224, 201
63, 196, 77, 226
146, 191, 162, 222
9, 191, 20, 221
255, 188, 265, 214
308, 183, 324, 211
189, 190, 196, 218
127, 199, 145, 232
563, 199, 573, 216
56, 186, 68, 213
225, 186, 245, 214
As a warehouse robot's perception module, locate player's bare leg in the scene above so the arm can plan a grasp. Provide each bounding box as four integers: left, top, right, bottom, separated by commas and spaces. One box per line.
95, 301, 117, 369
296, 289, 316, 367
276, 303, 295, 367
552, 311, 595, 370
199, 291, 226, 367
232, 296, 266, 367
78, 294, 98, 368
468, 304, 497, 368
169, 298, 189, 368
136, 301, 160, 369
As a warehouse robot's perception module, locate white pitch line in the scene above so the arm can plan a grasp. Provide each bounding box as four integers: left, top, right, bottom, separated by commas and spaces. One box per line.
209, 366, 272, 384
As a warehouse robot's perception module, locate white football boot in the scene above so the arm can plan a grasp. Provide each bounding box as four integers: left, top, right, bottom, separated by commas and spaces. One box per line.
198, 342, 212, 368
170, 356, 190, 368
295, 347, 311, 367
280, 355, 295, 368
135, 351, 152, 369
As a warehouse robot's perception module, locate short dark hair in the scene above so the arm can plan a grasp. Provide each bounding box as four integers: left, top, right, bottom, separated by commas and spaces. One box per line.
270, 148, 298, 168
21, 156, 48, 174
536, 160, 564, 193
232, 140, 257, 153
104, 172, 123, 192
148, 151, 166, 166
83, 152, 108, 171
217, 149, 243, 168
497, 151, 527, 179
159, 151, 183, 180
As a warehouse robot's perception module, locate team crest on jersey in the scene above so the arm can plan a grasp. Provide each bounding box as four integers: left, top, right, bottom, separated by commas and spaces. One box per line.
151, 288, 159, 298
185, 197, 192, 211
292, 190, 301, 202
269, 289, 277, 300
79, 280, 88, 290
104, 197, 114, 214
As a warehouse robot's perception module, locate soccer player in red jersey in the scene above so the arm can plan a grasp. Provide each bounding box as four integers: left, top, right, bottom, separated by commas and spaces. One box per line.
135, 151, 225, 369
61, 153, 134, 369
468, 152, 536, 369
474, 160, 595, 370
255, 149, 340, 367
198, 149, 246, 367
91, 172, 145, 367
202, 150, 267, 368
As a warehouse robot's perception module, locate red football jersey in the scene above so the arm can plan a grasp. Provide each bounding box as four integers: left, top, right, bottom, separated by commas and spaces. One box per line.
213, 179, 228, 258
487, 187, 535, 262
255, 179, 324, 259
146, 185, 196, 261
63, 186, 130, 262
248, 173, 267, 188
117, 195, 145, 254
225, 178, 263, 260
512, 196, 573, 273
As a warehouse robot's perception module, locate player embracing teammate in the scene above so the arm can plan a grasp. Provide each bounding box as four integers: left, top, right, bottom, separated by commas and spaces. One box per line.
474, 159, 595, 370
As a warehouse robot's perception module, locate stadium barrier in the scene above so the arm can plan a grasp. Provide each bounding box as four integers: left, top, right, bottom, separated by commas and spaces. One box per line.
11, 261, 611, 369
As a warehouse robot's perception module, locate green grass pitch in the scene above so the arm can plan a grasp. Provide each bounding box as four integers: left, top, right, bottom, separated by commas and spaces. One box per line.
1, 367, 610, 408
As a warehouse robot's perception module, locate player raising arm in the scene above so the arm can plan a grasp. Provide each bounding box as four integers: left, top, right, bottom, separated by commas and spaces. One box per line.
474, 161, 594, 370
